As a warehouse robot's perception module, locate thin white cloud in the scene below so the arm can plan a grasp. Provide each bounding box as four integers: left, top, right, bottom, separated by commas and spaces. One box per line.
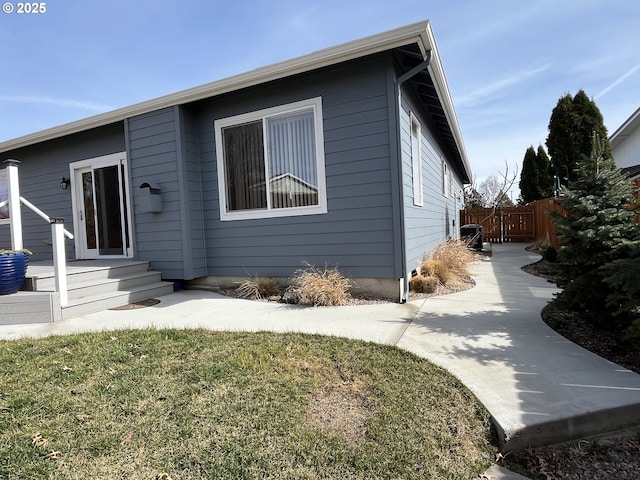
595, 63, 640, 100
0, 95, 114, 112
456, 65, 551, 107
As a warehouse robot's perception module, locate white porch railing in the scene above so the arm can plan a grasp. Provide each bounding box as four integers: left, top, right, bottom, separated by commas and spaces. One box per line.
4, 159, 73, 306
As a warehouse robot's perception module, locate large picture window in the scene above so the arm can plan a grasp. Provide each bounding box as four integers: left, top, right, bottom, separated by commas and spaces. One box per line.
215, 98, 327, 221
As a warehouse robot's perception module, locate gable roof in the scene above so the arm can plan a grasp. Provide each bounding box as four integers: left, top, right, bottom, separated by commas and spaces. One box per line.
610, 106, 640, 150
269, 173, 318, 195
0, 21, 470, 181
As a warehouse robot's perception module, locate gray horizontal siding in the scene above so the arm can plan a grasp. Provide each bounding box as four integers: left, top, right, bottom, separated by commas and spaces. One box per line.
192, 53, 398, 280
400, 89, 464, 273
125, 106, 206, 280
0, 124, 125, 259
179, 106, 207, 278
127, 107, 184, 278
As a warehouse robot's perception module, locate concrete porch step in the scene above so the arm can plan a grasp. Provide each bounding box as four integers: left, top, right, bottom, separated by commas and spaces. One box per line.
25, 260, 152, 291
0, 260, 176, 323
61, 281, 174, 319
0, 291, 61, 325
38, 270, 165, 302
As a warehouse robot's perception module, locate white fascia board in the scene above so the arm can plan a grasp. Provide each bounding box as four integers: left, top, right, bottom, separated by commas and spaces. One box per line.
421, 23, 472, 182
610, 106, 640, 149
0, 21, 432, 154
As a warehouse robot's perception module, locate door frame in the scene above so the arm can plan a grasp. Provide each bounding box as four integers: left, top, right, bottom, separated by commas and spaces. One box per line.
69, 152, 133, 259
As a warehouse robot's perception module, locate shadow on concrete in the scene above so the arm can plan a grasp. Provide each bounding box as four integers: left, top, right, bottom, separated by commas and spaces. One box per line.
398, 243, 640, 451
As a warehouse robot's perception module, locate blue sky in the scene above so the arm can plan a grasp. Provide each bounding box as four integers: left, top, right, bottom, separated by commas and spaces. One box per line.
1, 0, 639, 193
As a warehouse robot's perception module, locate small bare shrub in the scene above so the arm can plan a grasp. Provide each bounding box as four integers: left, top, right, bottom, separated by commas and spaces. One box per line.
410, 275, 438, 294
236, 277, 281, 299
292, 264, 352, 306
419, 259, 451, 285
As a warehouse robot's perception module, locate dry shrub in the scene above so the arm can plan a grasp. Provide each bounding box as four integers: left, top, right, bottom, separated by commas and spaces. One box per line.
236, 277, 281, 299
292, 264, 352, 306
424, 240, 480, 287
410, 275, 438, 294
419, 259, 451, 285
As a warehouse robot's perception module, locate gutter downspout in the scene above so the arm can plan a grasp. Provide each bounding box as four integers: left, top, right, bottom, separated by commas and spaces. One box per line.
394, 50, 432, 302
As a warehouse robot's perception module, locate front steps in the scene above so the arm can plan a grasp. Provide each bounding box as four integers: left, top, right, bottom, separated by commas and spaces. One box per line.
0, 260, 174, 325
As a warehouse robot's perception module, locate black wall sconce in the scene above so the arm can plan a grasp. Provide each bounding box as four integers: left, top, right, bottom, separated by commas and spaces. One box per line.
60, 177, 70, 190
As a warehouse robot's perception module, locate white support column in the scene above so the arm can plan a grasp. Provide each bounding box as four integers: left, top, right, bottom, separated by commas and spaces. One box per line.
5, 160, 23, 251
51, 218, 68, 307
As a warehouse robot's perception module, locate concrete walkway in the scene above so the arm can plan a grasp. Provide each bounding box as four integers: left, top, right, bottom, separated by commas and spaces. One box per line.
1, 244, 639, 452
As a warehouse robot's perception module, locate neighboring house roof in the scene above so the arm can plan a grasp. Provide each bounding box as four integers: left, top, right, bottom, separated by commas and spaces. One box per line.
610, 106, 640, 150
269, 173, 318, 195
0, 20, 471, 181
611, 106, 640, 172
621, 164, 640, 180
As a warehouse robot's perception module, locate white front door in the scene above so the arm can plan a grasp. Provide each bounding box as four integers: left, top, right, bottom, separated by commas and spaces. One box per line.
71, 153, 132, 259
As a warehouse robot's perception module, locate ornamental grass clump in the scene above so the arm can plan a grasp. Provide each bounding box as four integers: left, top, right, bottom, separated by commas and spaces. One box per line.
424, 240, 480, 287
409, 275, 438, 294
419, 259, 451, 285
292, 264, 352, 306
236, 277, 281, 299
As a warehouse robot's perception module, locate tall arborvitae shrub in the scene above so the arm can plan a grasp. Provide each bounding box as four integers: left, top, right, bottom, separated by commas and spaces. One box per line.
535, 145, 553, 199
551, 133, 640, 332
519, 146, 539, 203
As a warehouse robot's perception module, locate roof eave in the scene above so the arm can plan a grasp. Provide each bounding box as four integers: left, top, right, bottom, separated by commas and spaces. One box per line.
0, 19, 472, 185
610, 106, 640, 149
0, 21, 432, 154
420, 24, 472, 183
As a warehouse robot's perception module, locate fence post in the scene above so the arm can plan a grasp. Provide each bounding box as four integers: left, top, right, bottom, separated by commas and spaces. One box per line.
5, 160, 23, 251
50, 218, 68, 307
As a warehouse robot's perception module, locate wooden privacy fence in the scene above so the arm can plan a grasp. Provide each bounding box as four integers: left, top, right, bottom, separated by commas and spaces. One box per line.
461, 181, 640, 247
460, 206, 536, 244
460, 199, 567, 247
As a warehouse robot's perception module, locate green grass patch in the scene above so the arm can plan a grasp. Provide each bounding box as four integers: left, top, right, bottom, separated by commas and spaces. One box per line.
0, 330, 496, 479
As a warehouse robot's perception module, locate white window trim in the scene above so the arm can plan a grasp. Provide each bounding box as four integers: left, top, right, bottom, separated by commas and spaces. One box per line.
442, 160, 451, 197
410, 113, 423, 206
215, 97, 327, 221
69, 152, 133, 259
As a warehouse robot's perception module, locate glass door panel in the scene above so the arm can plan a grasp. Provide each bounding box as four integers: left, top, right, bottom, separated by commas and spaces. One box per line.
82, 171, 97, 250
94, 165, 124, 255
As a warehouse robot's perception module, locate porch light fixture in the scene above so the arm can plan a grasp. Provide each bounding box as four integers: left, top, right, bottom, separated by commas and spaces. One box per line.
60, 177, 70, 190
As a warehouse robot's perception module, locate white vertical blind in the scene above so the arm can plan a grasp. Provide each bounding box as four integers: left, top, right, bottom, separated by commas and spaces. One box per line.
266, 108, 318, 208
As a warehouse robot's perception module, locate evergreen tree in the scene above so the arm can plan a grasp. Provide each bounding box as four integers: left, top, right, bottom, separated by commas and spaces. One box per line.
602, 249, 640, 337
519, 146, 539, 203
546, 90, 610, 187
520, 145, 553, 203
535, 145, 553, 198
551, 133, 640, 330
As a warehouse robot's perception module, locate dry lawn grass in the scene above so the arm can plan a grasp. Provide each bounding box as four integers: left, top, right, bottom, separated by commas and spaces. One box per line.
0, 330, 496, 480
